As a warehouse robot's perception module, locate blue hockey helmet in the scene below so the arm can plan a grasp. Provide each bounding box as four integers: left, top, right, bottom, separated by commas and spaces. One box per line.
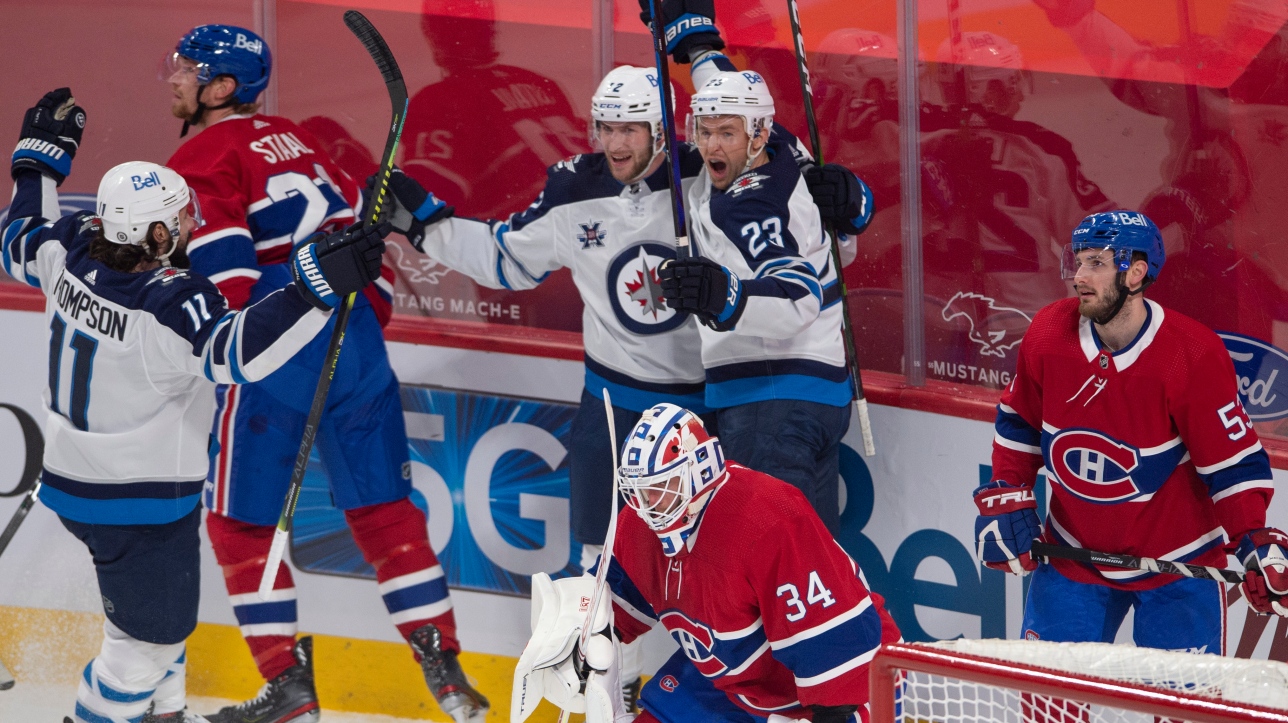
1062, 210, 1165, 282
174, 25, 272, 104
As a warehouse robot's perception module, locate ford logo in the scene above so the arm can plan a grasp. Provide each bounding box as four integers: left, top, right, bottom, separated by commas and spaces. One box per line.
1218, 332, 1288, 421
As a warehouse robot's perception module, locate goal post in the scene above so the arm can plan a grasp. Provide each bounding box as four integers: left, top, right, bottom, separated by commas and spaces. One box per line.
871, 640, 1288, 723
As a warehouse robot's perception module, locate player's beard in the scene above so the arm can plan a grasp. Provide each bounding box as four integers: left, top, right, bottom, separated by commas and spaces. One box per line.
609, 150, 653, 184
1077, 282, 1122, 325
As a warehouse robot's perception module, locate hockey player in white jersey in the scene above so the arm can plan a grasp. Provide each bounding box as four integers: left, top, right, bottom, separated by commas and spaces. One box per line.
659, 69, 853, 533
2, 89, 387, 723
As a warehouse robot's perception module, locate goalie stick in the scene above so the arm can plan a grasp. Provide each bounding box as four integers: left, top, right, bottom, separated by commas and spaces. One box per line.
259, 9, 408, 600
557, 389, 623, 723
784, 0, 876, 457
646, 0, 691, 260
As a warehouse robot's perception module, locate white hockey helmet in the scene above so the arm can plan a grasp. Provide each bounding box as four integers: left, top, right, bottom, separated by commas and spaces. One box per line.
690, 70, 776, 138
817, 29, 900, 105
618, 403, 727, 557
935, 31, 1029, 110
96, 162, 203, 255
592, 65, 667, 138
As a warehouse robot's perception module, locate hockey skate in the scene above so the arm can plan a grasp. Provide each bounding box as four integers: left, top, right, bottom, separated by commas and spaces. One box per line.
141, 707, 214, 722
409, 623, 489, 722
205, 636, 320, 723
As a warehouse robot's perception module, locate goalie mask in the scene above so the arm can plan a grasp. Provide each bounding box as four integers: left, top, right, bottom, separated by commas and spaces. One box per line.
618, 404, 727, 557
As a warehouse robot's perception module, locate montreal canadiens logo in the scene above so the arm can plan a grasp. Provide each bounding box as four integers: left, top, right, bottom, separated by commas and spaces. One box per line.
660, 611, 727, 677
660, 675, 679, 692
606, 242, 685, 335
1048, 428, 1142, 503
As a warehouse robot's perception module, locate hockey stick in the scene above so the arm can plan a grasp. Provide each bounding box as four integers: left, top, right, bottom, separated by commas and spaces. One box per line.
0, 655, 12, 691
259, 9, 408, 600
0, 481, 41, 561
557, 389, 623, 723
1031, 541, 1248, 585
647, 0, 691, 260
785, 0, 876, 457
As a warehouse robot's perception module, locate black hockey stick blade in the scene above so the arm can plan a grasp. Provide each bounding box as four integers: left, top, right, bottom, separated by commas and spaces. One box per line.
0, 484, 39, 560
1032, 541, 1246, 585
344, 10, 403, 86
259, 10, 409, 600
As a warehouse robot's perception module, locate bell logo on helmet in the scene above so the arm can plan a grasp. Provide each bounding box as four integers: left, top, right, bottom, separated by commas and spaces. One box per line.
1112, 211, 1147, 227
234, 33, 264, 55
130, 172, 161, 191
742, 71, 764, 84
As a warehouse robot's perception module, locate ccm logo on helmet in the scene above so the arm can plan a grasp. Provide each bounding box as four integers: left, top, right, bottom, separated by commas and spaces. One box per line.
660, 611, 727, 677
1048, 429, 1142, 503
234, 33, 264, 55
131, 172, 162, 191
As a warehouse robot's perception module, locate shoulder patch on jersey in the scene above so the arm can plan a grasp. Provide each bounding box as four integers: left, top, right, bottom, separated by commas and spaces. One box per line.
555, 155, 583, 173
577, 220, 607, 249
727, 173, 770, 197
146, 267, 191, 286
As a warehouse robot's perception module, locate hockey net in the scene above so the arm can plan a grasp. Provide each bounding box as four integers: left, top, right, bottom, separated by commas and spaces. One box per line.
870, 640, 1288, 723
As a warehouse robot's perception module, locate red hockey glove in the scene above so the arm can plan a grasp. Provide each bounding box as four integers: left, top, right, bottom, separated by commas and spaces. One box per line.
1237, 528, 1288, 617
973, 480, 1041, 576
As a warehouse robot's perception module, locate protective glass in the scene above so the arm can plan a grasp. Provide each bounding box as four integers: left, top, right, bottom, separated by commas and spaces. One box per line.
689, 115, 749, 151
185, 192, 206, 233
590, 120, 655, 154
618, 461, 690, 532
1060, 245, 1131, 280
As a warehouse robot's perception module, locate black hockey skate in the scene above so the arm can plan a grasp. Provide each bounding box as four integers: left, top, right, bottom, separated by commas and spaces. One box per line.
205, 636, 320, 723
141, 708, 214, 722
410, 623, 489, 722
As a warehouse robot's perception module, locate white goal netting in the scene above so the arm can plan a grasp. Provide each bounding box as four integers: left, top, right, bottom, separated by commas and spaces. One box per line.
882, 639, 1288, 723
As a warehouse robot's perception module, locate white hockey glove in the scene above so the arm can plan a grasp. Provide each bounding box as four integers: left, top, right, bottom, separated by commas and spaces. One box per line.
512, 573, 629, 722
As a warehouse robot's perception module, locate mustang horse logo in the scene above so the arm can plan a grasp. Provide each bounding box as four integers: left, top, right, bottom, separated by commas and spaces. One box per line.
941, 292, 1032, 358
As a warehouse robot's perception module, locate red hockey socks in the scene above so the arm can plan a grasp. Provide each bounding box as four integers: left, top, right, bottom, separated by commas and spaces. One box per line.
344, 498, 460, 654
206, 511, 300, 681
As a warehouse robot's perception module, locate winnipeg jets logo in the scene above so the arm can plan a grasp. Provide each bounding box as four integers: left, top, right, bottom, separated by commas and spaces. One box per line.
727, 173, 769, 197
578, 221, 607, 249
607, 243, 685, 335
941, 292, 1031, 358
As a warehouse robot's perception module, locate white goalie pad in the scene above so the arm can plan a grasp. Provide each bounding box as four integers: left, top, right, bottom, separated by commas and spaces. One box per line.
511, 572, 612, 722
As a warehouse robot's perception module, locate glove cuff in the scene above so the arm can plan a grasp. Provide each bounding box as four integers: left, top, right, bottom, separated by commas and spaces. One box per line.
664, 14, 723, 57
1238, 528, 1288, 566
13, 139, 71, 183
974, 480, 1037, 515
291, 243, 339, 310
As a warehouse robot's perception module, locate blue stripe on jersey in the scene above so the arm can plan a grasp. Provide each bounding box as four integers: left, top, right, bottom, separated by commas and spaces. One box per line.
188, 229, 258, 280
234, 287, 316, 366
42, 471, 205, 500
601, 557, 659, 622
584, 357, 709, 414
382, 577, 451, 614
495, 222, 550, 286
820, 281, 842, 310
75, 701, 143, 723
995, 406, 1040, 448
39, 478, 202, 525
741, 276, 812, 302
233, 599, 298, 626
771, 603, 882, 681
247, 182, 349, 245
706, 374, 852, 408
1204, 448, 1272, 496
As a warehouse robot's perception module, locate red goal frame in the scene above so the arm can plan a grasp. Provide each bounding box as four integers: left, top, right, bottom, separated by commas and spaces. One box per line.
870, 642, 1288, 723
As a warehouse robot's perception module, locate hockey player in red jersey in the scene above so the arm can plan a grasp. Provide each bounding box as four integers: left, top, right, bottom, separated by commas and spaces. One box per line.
161, 25, 486, 722
511, 404, 899, 723
975, 210, 1287, 652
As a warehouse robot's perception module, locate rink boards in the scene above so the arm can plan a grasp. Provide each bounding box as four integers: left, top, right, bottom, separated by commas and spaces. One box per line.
1, 307, 1287, 719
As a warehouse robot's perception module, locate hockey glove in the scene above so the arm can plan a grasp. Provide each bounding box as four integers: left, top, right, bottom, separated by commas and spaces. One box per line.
365, 168, 453, 253
659, 256, 745, 331
973, 480, 1041, 576
636, 0, 725, 63
291, 221, 390, 310
12, 88, 86, 185
1237, 528, 1288, 617
803, 163, 875, 236
1032, 0, 1095, 28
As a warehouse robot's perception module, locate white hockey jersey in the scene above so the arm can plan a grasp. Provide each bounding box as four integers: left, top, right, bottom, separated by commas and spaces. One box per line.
688, 143, 851, 408
419, 151, 711, 412
1, 172, 331, 525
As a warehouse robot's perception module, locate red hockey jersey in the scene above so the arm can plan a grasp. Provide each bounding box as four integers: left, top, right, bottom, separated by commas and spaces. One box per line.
166, 114, 393, 320
606, 464, 900, 719
992, 298, 1274, 589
